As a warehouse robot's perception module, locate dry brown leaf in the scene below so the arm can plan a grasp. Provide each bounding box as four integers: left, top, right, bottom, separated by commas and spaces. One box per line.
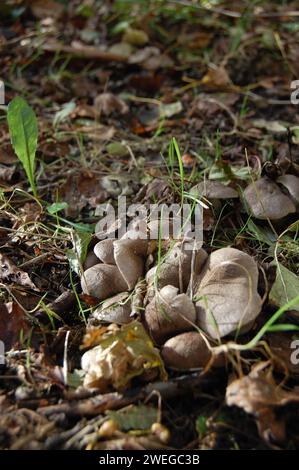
0, 302, 28, 350
0, 254, 37, 290
94, 93, 129, 118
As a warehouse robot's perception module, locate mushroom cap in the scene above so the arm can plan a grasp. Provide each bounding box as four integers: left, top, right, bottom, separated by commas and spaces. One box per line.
277, 174, 299, 205
194, 247, 262, 339
92, 292, 132, 324
113, 239, 147, 290
144, 285, 196, 344
84, 251, 100, 270
161, 332, 212, 369
81, 264, 128, 300
244, 177, 296, 220
146, 242, 208, 292
191, 180, 238, 199
94, 239, 116, 264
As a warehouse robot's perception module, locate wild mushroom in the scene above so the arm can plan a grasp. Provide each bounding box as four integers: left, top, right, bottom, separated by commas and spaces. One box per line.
84, 251, 100, 270
191, 180, 238, 200
244, 177, 296, 220
161, 332, 212, 369
146, 242, 208, 293
91, 292, 132, 325
194, 247, 262, 339
144, 285, 196, 344
81, 264, 128, 300
113, 239, 148, 290
94, 239, 116, 264
277, 174, 299, 206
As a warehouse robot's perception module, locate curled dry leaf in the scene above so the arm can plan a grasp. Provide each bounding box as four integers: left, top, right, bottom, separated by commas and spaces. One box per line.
94, 92, 129, 118
194, 247, 262, 339
0, 254, 37, 290
191, 180, 238, 200
226, 362, 299, 413
81, 320, 167, 390
244, 177, 296, 220
161, 332, 212, 370
0, 302, 28, 350
91, 292, 132, 325
144, 285, 196, 344
81, 264, 128, 301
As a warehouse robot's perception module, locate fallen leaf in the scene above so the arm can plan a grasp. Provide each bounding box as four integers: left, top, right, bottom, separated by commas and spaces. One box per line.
0, 302, 28, 350
0, 254, 37, 290
269, 263, 299, 312
81, 321, 167, 390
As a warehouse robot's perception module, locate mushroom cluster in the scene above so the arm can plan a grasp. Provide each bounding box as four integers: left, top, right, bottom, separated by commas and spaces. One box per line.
81, 221, 262, 371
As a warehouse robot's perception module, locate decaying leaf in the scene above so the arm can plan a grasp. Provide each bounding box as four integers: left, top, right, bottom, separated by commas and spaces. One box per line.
194, 247, 262, 339
0, 254, 37, 290
0, 302, 28, 350
106, 404, 157, 431
94, 93, 129, 118
81, 321, 167, 390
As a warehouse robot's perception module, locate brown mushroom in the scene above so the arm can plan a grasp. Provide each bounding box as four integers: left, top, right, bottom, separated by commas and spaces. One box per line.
113, 239, 147, 290
191, 180, 238, 200
277, 174, 299, 206
144, 285, 196, 344
91, 292, 132, 324
194, 247, 262, 339
84, 251, 100, 270
244, 177, 296, 220
94, 239, 116, 264
161, 332, 212, 369
81, 264, 128, 300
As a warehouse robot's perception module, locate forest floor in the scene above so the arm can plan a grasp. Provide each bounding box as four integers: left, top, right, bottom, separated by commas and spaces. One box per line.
0, 0, 299, 450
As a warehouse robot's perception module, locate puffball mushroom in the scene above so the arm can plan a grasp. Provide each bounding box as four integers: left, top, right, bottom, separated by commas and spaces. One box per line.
144, 285, 196, 344
244, 177, 296, 220
194, 247, 262, 339
81, 264, 128, 300
161, 332, 212, 369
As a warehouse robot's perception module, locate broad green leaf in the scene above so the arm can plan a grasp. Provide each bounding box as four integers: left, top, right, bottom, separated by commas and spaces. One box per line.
7, 96, 38, 196
106, 405, 158, 431
47, 201, 69, 215
269, 263, 299, 312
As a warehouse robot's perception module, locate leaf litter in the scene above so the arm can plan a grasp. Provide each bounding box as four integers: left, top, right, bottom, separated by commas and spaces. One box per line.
0, 0, 299, 451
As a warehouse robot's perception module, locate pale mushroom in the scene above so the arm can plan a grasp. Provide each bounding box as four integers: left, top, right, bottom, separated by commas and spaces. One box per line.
81, 264, 128, 300
194, 247, 262, 339
244, 177, 296, 220
91, 292, 132, 324
161, 332, 212, 369
191, 180, 238, 199
84, 251, 100, 270
113, 239, 148, 290
277, 174, 299, 206
94, 239, 116, 264
144, 285, 196, 344
146, 242, 208, 293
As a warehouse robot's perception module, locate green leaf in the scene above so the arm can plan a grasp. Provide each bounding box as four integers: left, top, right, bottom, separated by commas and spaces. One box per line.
67, 231, 92, 275
47, 201, 69, 215
269, 263, 299, 312
106, 405, 158, 431
7, 96, 38, 197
